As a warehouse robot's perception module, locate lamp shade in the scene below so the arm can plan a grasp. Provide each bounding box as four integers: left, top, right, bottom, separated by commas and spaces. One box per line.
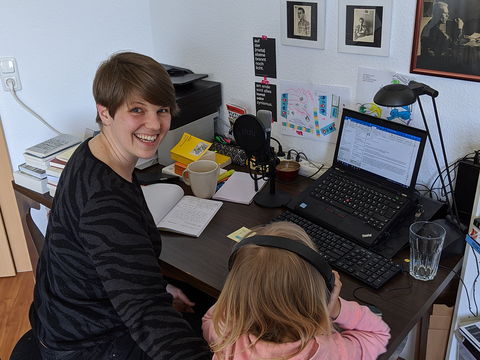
373, 84, 417, 107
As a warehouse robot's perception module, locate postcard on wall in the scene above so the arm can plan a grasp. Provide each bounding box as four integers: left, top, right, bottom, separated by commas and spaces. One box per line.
355, 67, 417, 126
279, 80, 350, 143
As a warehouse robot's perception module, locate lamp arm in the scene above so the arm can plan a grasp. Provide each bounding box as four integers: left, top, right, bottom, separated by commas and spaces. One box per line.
417, 97, 451, 206
431, 97, 463, 228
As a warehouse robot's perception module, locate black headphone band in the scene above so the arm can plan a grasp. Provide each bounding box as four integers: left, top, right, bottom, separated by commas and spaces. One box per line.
228, 235, 335, 292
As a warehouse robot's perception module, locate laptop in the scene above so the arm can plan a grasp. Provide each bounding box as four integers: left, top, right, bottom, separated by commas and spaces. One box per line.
286, 108, 428, 248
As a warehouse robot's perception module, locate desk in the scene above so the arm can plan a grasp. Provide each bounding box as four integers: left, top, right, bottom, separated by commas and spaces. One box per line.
13, 165, 463, 360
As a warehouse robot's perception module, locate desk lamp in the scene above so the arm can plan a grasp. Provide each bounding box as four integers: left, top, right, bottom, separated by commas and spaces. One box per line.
374, 81, 466, 256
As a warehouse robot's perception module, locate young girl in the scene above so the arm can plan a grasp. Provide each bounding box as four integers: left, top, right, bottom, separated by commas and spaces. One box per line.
202, 221, 390, 360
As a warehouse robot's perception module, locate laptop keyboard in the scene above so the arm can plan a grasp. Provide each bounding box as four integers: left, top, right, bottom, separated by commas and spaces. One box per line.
268, 211, 404, 289
309, 172, 407, 231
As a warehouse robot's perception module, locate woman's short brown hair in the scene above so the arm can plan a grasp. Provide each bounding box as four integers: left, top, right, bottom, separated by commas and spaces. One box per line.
92, 52, 178, 124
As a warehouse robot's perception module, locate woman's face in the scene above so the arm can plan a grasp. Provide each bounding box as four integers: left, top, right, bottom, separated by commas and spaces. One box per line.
103, 98, 171, 162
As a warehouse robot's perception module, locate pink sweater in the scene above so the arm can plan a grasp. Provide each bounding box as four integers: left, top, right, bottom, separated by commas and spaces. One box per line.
202, 298, 390, 360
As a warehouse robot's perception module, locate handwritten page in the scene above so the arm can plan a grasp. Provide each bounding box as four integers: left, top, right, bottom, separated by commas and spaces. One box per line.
142, 183, 223, 237
142, 183, 184, 224
212, 172, 266, 205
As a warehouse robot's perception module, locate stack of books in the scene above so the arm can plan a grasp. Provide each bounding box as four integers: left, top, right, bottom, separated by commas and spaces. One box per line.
45, 145, 79, 197
170, 133, 231, 176
14, 134, 81, 196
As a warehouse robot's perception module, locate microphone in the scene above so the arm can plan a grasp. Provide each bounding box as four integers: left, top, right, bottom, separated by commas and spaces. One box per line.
408, 80, 439, 98
255, 110, 272, 166
232, 111, 291, 208
256, 109, 272, 131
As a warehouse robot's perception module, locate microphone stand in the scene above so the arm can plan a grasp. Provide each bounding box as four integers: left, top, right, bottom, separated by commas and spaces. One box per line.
248, 146, 291, 208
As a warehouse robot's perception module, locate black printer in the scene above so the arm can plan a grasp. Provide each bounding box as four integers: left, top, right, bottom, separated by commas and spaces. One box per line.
152, 65, 222, 166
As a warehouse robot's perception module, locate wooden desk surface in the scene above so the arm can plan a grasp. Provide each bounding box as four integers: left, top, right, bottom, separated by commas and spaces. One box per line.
13, 165, 463, 360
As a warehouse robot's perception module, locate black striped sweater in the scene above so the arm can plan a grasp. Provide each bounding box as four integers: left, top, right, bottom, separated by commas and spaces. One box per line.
30, 139, 211, 359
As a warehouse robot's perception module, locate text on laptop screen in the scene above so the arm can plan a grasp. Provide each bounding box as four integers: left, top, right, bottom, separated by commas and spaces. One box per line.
336, 115, 423, 189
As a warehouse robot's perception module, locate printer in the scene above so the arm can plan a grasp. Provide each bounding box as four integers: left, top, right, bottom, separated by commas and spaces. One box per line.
136, 64, 222, 168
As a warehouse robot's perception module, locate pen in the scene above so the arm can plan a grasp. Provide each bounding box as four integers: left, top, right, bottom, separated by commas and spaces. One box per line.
218, 169, 235, 182
215, 177, 230, 191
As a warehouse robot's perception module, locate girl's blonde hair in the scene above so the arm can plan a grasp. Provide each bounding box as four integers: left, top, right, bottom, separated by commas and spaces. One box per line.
211, 221, 332, 359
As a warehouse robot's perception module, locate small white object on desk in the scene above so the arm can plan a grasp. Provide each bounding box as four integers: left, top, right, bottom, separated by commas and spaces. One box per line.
212, 171, 266, 205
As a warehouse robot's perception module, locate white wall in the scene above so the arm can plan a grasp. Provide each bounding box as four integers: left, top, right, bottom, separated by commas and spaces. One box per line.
151, 0, 480, 189
0, 0, 155, 171
0, 0, 479, 190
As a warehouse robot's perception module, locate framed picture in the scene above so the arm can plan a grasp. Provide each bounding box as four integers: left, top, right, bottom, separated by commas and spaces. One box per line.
410, 0, 480, 82
280, 0, 325, 49
338, 0, 392, 56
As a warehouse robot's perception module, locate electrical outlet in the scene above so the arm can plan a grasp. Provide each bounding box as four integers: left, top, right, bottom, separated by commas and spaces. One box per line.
0, 57, 22, 91
297, 160, 326, 179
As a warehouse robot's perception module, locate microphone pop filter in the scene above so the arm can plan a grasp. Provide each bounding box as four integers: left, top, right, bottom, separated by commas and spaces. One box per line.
233, 114, 267, 154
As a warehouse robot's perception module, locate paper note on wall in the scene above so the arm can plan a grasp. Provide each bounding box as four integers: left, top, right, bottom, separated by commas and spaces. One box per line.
279, 80, 350, 143
355, 67, 417, 126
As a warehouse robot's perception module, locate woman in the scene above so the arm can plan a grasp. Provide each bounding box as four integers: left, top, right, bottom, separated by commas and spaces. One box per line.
30, 52, 212, 359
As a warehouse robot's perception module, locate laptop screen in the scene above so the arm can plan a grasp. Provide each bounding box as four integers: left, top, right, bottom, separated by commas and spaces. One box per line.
334, 109, 427, 191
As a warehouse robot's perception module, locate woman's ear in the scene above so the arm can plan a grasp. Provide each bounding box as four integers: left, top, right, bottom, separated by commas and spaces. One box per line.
97, 104, 112, 126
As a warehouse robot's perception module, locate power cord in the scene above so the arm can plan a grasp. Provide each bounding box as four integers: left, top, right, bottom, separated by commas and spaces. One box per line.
352, 268, 414, 308
439, 262, 478, 317
270, 137, 285, 157
6, 78, 61, 135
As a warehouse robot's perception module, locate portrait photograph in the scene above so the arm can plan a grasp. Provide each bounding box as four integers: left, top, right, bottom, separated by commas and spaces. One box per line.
294, 5, 313, 37
280, 0, 326, 49
345, 6, 382, 48
287, 2, 318, 41
353, 8, 375, 43
411, 0, 480, 82
338, 0, 392, 56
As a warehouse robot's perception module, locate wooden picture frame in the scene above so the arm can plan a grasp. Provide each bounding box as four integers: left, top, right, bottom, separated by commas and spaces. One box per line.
411, 0, 480, 82
338, 0, 392, 56
280, 0, 326, 49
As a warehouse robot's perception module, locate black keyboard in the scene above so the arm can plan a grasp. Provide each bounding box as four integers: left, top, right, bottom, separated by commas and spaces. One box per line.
268, 211, 404, 289
310, 172, 407, 231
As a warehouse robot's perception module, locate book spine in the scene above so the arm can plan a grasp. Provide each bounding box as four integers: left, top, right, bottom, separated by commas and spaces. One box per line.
24, 159, 49, 170
18, 163, 47, 179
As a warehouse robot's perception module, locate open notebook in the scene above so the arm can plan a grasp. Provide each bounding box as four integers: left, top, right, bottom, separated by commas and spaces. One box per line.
213, 171, 266, 205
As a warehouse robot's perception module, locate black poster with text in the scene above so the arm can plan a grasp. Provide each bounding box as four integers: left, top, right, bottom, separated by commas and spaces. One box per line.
255, 82, 277, 122
253, 37, 276, 78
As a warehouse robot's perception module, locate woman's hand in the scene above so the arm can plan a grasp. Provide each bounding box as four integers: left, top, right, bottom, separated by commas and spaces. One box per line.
166, 284, 195, 313
327, 270, 342, 320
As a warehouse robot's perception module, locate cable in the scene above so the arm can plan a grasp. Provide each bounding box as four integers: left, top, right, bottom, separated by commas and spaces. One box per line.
214, 116, 231, 130
352, 270, 414, 307
439, 263, 478, 317
270, 137, 285, 157
6, 78, 61, 135
275, 163, 325, 185
471, 248, 479, 317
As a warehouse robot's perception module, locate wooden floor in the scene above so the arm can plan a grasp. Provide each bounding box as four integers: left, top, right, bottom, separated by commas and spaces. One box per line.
0, 271, 34, 360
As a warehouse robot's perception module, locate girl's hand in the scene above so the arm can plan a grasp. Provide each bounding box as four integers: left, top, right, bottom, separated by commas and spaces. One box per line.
166, 284, 195, 313
327, 270, 342, 320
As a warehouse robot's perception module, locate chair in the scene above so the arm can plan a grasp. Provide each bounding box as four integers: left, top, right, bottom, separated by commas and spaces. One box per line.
9, 329, 42, 360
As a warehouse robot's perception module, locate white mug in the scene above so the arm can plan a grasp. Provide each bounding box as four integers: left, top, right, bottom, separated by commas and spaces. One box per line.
182, 160, 219, 199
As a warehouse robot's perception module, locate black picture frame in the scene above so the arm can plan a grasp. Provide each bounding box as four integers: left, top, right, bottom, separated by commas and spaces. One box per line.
344, 6, 383, 48
286, 1, 318, 42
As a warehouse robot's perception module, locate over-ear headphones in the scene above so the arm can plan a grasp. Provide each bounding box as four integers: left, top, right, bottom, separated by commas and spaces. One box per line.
228, 235, 335, 292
